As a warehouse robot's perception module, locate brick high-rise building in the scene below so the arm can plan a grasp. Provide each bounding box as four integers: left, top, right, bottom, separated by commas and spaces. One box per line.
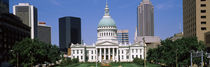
183, 0, 210, 47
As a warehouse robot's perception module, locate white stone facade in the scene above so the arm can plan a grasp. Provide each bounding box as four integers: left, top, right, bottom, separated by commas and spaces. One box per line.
70, 1, 145, 62
71, 43, 144, 62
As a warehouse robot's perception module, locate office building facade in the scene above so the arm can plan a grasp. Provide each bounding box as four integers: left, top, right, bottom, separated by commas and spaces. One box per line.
0, 14, 30, 63
59, 16, 81, 52
137, 0, 154, 36
183, 0, 210, 45
13, 3, 38, 39
0, 0, 9, 14
38, 22, 51, 44
117, 30, 129, 44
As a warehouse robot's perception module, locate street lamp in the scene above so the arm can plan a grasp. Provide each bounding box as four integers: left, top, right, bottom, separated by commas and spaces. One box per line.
143, 37, 147, 67
96, 49, 98, 67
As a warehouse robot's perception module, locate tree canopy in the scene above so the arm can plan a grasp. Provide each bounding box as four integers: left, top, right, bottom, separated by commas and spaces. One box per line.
147, 37, 206, 66
9, 38, 61, 67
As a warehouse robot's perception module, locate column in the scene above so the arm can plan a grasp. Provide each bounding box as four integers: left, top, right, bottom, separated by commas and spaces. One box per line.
96, 49, 97, 62
104, 48, 106, 60
108, 48, 110, 60
79, 50, 81, 61
113, 48, 115, 61
83, 49, 85, 62
117, 48, 119, 62
100, 48, 102, 62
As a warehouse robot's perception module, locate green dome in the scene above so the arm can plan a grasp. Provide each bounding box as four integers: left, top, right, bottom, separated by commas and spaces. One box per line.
98, 16, 116, 27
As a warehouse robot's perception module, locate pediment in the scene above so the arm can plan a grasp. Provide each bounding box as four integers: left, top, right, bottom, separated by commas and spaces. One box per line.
96, 41, 118, 46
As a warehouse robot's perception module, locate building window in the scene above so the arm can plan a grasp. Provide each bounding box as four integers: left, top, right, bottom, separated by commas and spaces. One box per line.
127, 56, 129, 59
201, 27, 207, 30
201, 21, 206, 24
73, 50, 75, 54
92, 56, 93, 60
136, 49, 138, 53
201, 0, 206, 1
81, 56, 83, 59
122, 50, 123, 54
201, 4, 206, 7
201, 16, 206, 19
201, 10, 206, 13
77, 50, 79, 54
122, 55, 124, 59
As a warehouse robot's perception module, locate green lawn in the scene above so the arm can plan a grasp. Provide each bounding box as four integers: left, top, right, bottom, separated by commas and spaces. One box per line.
58, 62, 161, 67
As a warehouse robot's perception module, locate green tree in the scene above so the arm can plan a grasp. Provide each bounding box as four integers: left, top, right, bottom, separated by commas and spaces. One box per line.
9, 38, 61, 67
147, 37, 206, 67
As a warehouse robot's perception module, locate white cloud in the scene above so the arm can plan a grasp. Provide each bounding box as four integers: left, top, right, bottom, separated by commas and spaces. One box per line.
49, 0, 62, 6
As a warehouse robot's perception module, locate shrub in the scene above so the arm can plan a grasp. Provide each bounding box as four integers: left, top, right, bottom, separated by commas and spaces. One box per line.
133, 58, 144, 65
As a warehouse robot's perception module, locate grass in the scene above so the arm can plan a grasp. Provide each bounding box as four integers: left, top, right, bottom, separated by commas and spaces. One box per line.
56, 62, 161, 67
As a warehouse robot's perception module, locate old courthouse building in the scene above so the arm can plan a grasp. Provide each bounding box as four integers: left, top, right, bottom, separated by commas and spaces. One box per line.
70, 2, 145, 62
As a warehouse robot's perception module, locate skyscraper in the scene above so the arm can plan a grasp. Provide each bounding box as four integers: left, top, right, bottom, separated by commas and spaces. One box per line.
38, 22, 51, 44
59, 16, 81, 52
117, 30, 129, 44
0, 0, 9, 14
137, 0, 154, 36
0, 13, 30, 64
183, 0, 210, 46
13, 3, 38, 39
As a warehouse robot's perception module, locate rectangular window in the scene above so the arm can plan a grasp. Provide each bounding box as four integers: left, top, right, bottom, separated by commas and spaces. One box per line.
140, 55, 142, 59
201, 27, 207, 30
201, 10, 206, 13
81, 56, 83, 59
201, 16, 206, 18
77, 50, 79, 54
201, 21, 206, 24
73, 50, 75, 54
127, 56, 129, 59
201, 4, 206, 7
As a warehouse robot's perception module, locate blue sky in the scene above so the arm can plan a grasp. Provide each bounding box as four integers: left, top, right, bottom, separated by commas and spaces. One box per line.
10, 0, 183, 45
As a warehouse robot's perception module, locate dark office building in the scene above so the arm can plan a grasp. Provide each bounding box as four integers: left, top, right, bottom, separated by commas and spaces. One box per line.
0, 0, 9, 14
59, 16, 81, 52
0, 14, 30, 64
38, 22, 51, 44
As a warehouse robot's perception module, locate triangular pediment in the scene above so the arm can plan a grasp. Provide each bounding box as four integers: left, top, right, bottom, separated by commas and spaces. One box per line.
96, 41, 118, 46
